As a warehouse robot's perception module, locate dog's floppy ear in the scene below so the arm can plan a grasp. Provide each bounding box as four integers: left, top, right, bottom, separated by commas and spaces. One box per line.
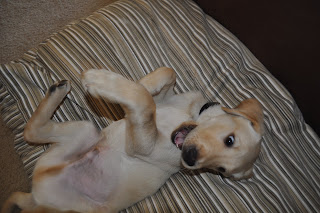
222, 99, 264, 134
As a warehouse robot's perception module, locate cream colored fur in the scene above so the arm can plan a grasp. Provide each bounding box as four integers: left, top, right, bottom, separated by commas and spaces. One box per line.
2, 67, 263, 213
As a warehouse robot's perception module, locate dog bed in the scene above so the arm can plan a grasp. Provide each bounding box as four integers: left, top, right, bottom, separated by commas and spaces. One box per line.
1, 0, 319, 212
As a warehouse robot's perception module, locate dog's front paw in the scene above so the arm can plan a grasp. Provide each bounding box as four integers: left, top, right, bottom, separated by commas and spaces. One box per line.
81, 69, 115, 96
81, 69, 133, 99
81, 69, 155, 110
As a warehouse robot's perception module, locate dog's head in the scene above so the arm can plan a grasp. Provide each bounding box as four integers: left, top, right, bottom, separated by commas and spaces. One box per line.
171, 99, 264, 180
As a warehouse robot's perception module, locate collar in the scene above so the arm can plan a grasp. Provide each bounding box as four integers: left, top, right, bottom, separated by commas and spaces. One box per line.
199, 102, 220, 115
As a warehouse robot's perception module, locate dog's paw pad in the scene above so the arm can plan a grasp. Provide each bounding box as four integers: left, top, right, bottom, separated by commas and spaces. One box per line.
57, 80, 69, 87
48, 80, 71, 95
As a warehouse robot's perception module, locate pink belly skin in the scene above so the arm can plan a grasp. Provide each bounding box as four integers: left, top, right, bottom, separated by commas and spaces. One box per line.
63, 146, 119, 203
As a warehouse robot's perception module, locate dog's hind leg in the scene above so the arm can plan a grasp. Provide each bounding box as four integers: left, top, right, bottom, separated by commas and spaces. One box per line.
20, 80, 102, 211
9, 81, 104, 213
1, 192, 35, 213
138, 67, 176, 104
24, 80, 101, 164
82, 69, 158, 156
23, 80, 71, 143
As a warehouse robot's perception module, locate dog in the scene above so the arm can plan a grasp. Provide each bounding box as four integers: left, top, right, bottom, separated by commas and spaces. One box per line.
2, 67, 264, 213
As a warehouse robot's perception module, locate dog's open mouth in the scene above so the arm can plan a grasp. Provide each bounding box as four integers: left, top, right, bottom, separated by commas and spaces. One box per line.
171, 123, 197, 150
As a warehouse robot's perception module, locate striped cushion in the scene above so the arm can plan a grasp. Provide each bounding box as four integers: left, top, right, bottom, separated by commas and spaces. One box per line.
1, 0, 319, 212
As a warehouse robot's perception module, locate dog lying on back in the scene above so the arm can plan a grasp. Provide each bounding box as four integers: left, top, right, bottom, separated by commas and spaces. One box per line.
2, 67, 264, 213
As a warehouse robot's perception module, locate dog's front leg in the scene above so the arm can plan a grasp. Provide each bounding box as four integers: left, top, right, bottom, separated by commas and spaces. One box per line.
138, 67, 176, 104
82, 69, 158, 156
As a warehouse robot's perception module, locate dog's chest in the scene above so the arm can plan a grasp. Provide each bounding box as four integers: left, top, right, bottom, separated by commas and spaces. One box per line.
156, 106, 191, 132
62, 146, 121, 203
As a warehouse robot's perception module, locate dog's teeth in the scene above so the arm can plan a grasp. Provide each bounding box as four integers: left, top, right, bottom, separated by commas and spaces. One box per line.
175, 137, 184, 150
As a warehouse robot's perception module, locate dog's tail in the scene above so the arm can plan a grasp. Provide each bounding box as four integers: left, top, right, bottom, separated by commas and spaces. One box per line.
1, 192, 36, 213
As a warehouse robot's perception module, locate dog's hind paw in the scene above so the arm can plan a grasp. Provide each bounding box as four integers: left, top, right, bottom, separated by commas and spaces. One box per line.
48, 80, 71, 96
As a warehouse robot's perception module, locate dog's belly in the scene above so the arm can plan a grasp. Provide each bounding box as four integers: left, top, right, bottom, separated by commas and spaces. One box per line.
62, 146, 121, 204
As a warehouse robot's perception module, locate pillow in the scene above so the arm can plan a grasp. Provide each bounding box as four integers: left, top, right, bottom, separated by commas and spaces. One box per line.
1, 0, 319, 212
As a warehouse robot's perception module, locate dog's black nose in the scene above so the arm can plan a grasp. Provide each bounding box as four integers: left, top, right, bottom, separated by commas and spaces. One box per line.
182, 145, 198, 167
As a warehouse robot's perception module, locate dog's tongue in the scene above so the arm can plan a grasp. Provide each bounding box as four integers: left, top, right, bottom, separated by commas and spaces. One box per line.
172, 124, 197, 150
175, 129, 189, 149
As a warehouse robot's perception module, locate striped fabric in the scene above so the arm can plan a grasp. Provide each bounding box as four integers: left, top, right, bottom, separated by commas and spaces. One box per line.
1, 0, 319, 212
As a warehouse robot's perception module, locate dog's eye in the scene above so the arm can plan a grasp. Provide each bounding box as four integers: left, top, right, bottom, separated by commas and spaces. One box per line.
224, 135, 235, 147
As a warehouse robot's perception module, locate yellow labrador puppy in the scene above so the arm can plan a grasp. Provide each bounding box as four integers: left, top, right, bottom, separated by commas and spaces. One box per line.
2, 67, 263, 213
